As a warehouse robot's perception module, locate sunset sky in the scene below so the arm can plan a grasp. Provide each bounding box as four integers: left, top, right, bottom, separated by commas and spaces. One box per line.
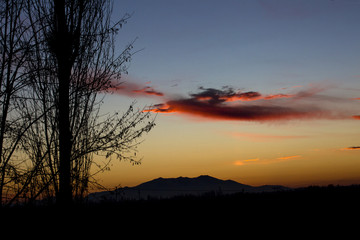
97, 0, 360, 188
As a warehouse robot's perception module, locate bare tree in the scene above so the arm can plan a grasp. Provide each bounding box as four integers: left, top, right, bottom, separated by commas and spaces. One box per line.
19, 0, 155, 206
0, 0, 35, 206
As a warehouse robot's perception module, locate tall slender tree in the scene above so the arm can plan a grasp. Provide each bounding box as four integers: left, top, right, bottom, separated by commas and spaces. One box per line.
21, 0, 155, 206
29, 0, 155, 206
0, 0, 157, 206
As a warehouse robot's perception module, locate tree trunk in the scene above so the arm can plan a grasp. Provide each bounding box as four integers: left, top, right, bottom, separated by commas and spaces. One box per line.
53, 0, 73, 207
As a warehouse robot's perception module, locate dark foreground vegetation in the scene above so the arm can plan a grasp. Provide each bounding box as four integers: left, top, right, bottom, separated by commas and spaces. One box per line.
1, 186, 359, 235
2, 184, 359, 217
2, 186, 357, 236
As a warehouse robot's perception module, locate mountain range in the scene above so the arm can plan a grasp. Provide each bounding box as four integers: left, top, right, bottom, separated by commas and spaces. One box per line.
88, 175, 290, 202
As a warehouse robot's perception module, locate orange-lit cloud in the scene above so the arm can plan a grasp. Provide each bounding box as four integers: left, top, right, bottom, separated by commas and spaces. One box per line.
352, 115, 360, 120
145, 103, 175, 113
277, 155, 301, 160
233, 155, 301, 166
223, 91, 263, 102
341, 146, 360, 151
234, 158, 259, 166
263, 93, 295, 100
145, 98, 325, 121
144, 85, 350, 122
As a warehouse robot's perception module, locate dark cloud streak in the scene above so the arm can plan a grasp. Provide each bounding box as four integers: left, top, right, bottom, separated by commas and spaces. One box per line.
342, 146, 360, 151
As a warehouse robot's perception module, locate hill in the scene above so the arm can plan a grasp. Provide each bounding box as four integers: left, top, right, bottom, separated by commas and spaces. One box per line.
88, 175, 290, 202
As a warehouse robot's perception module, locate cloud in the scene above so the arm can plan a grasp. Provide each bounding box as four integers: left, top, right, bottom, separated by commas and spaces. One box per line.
341, 146, 360, 151
276, 155, 301, 160
264, 94, 295, 100
146, 103, 175, 113
148, 99, 321, 121
189, 86, 296, 103
109, 80, 164, 98
189, 87, 262, 104
233, 158, 259, 166
144, 85, 348, 122
233, 155, 301, 166
352, 115, 360, 120
132, 86, 164, 96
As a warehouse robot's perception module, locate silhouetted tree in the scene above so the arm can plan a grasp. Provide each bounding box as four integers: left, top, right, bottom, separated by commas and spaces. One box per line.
22, 0, 155, 206
0, 0, 34, 206
0, 0, 155, 206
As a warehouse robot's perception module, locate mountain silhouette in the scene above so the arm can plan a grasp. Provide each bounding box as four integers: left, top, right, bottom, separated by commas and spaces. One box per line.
88, 175, 290, 202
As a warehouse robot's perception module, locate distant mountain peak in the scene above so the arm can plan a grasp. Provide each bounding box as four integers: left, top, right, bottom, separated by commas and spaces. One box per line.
197, 175, 216, 179
87, 175, 290, 202
135, 175, 250, 190
198, 174, 211, 178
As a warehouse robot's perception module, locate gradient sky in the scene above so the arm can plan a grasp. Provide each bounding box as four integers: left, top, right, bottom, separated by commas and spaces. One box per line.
96, 0, 360, 188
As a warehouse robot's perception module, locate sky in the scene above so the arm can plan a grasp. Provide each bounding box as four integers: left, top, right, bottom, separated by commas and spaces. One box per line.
96, 0, 360, 189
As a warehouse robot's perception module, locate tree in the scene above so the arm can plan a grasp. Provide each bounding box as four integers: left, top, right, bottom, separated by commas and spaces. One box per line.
0, 0, 155, 206
0, 0, 33, 206
23, 0, 155, 206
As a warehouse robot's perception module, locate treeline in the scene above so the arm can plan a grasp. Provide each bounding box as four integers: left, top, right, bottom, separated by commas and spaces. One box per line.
92, 184, 360, 206
85, 184, 360, 218
3, 184, 359, 220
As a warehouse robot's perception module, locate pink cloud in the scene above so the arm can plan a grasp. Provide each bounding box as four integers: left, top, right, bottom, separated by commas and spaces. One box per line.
109, 80, 164, 98
264, 94, 295, 100
132, 86, 164, 96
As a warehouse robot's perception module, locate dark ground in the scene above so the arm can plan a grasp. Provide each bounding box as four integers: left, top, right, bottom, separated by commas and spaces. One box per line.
2, 184, 360, 213
1, 185, 359, 232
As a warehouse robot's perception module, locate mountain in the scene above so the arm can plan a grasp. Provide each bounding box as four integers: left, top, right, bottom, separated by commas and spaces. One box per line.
87, 175, 290, 202
136, 175, 250, 191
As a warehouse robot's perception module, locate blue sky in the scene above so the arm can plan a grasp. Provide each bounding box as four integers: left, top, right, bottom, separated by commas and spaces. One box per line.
100, 0, 360, 187
113, 0, 360, 94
